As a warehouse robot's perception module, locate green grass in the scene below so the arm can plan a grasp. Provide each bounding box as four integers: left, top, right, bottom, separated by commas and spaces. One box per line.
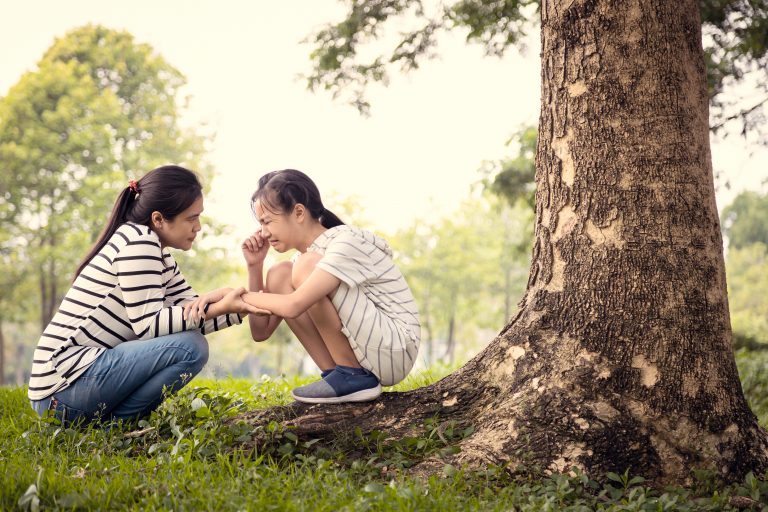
2, 357, 768, 511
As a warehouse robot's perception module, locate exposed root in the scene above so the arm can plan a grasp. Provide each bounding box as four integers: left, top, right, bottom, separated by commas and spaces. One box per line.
228, 318, 768, 485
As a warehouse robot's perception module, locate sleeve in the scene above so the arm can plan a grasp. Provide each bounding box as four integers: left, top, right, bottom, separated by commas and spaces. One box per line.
314, 232, 379, 287
161, 254, 243, 335
115, 237, 240, 340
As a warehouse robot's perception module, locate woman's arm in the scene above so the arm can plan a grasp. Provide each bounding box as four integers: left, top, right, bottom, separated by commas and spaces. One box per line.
204, 287, 270, 319
240, 267, 340, 319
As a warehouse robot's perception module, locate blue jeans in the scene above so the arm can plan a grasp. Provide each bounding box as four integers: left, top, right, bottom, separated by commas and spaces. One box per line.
30, 330, 208, 425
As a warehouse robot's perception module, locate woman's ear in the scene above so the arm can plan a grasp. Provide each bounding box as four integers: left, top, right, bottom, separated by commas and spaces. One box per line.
150, 211, 164, 230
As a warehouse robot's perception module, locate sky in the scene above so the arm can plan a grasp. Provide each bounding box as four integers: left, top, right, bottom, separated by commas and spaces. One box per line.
1, 0, 767, 244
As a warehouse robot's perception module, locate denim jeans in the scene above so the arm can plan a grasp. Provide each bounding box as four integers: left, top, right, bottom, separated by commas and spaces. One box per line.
30, 330, 209, 425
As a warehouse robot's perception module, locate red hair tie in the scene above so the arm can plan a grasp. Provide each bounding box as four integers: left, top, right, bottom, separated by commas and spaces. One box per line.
128, 180, 139, 193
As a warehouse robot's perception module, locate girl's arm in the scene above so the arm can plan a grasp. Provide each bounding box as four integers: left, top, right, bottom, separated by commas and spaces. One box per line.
240, 267, 340, 319
241, 231, 284, 341
245, 263, 283, 341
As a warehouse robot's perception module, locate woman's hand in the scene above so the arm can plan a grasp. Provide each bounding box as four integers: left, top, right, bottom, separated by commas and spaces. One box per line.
184, 287, 232, 324
242, 231, 269, 267
219, 287, 272, 316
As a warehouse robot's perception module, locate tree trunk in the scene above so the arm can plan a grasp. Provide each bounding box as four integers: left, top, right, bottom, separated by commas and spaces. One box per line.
14, 341, 26, 386
233, 0, 768, 484
0, 318, 5, 386
444, 311, 456, 365
276, 341, 285, 375
504, 265, 510, 321
422, 293, 433, 366
39, 262, 48, 332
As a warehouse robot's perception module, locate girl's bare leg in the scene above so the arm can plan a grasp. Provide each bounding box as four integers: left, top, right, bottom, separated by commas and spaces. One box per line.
291, 252, 361, 368
265, 261, 335, 371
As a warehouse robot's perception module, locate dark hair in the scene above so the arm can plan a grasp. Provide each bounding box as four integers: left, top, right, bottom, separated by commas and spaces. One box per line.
74, 165, 203, 278
251, 169, 344, 228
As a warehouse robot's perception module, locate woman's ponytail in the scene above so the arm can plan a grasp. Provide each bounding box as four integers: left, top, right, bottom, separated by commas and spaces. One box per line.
73, 186, 136, 279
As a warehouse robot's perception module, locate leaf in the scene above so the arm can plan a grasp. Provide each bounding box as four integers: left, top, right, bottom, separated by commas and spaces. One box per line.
194, 405, 212, 418
190, 397, 206, 411
443, 464, 458, 477
364, 483, 386, 493
57, 492, 87, 508
17, 484, 39, 512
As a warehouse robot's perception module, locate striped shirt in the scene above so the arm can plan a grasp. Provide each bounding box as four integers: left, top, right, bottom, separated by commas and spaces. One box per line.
309, 225, 420, 386
28, 222, 242, 400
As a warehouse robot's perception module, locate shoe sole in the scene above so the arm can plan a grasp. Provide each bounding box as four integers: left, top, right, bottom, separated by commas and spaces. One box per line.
292, 384, 382, 404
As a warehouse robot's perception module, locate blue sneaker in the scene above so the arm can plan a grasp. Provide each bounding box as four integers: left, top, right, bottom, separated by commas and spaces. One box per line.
292, 366, 381, 404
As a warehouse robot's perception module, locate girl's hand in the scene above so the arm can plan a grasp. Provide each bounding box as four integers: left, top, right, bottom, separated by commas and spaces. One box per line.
184, 287, 232, 324
220, 287, 271, 316
240, 290, 273, 317
242, 231, 269, 267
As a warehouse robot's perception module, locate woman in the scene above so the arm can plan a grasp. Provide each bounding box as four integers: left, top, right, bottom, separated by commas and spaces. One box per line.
28, 165, 255, 425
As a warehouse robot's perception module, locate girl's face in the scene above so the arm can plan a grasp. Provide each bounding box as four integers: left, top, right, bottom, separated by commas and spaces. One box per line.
254, 199, 300, 253
152, 195, 204, 251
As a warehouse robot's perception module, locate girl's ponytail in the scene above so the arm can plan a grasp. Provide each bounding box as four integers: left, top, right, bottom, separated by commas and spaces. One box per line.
253, 169, 345, 228
73, 186, 135, 279
319, 208, 344, 228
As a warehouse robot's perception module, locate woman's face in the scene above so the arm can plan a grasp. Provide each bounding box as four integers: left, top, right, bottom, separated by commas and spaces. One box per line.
153, 195, 204, 251
254, 200, 298, 253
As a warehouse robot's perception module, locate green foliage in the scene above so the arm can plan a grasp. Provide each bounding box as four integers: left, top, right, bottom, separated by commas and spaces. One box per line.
722, 190, 768, 249
306, 0, 768, 141
3, 355, 768, 510
736, 348, 768, 424
481, 125, 538, 209
0, 25, 215, 329
722, 190, 768, 346
701, 0, 768, 139
726, 242, 768, 345
390, 194, 532, 364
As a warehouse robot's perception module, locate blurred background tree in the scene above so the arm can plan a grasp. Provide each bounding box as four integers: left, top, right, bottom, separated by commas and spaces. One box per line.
721, 188, 768, 349
0, 25, 238, 385
3, 5, 768, 384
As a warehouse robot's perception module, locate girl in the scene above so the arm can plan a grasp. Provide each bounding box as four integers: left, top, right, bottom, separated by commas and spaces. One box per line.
187, 169, 421, 404
28, 165, 255, 425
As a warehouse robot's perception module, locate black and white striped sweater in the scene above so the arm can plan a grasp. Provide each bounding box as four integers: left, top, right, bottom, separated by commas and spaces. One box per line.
28, 222, 241, 400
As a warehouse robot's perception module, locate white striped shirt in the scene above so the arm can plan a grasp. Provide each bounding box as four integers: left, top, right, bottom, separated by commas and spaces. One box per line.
309, 225, 420, 386
28, 222, 241, 400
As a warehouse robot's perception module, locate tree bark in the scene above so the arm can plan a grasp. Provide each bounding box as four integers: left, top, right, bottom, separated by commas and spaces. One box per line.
234, 0, 768, 485
0, 318, 5, 386
444, 312, 456, 364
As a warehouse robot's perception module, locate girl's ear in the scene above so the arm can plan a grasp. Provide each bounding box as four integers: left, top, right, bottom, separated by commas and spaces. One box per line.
293, 204, 307, 223
151, 211, 164, 229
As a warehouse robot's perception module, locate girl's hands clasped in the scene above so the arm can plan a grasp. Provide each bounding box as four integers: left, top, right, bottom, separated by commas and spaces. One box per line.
216, 287, 272, 318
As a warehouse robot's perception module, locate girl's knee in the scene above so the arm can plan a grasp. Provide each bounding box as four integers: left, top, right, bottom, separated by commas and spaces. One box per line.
291, 251, 323, 289
266, 261, 294, 293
